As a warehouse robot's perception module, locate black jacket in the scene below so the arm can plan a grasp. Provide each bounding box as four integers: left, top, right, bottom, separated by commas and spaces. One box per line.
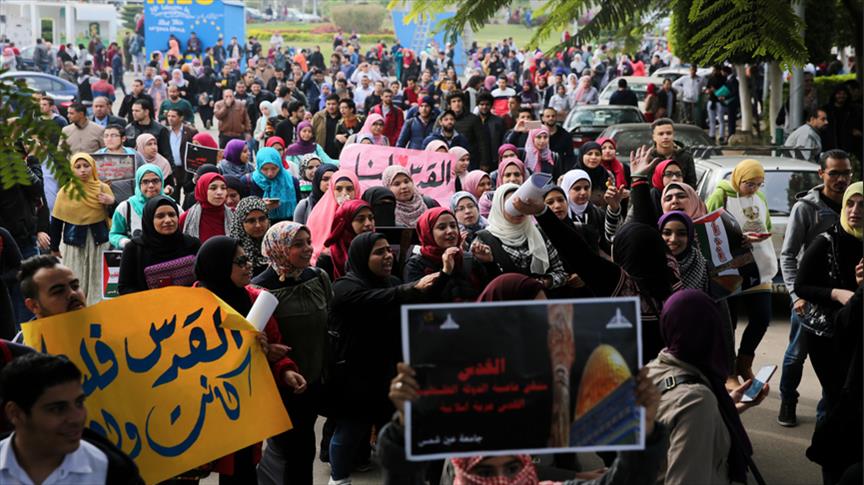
402, 253, 486, 302
609, 89, 638, 107
92, 115, 127, 128
478, 113, 505, 170
450, 110, 489, 170
0, 161, 44, 249
118, 92, 154, 122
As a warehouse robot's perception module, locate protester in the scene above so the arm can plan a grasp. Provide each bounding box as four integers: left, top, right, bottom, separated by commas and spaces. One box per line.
248, 147, 300, 223
284, 121, 338, 171
218, 138, 253, 178
326, 232, 438, 485
109, 164, 165, 249
308, 169, 362, 261
49, 154, 114, 306
574, 141, 612, 201
558, 169, 622, 253
135, 133, 175, 189
450, 191, 487, 248
357, 113, 390, 146
228, 196, 271, 277
180, 172, 233, 243
496, 157, 526, 187
318, 199, 374, 280
362, 187, 397, 227
706, 159, 776, 382
118, 195, 199, 294
294, 163, 337, 224
462, 170, 493, 200
382, 165, 438, 226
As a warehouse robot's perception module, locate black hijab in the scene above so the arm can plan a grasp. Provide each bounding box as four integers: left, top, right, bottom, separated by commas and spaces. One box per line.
362, 186, 397, 227
612, 223, 677, 301
133, 195, 198, 262
194, 236, 253, 316
576, 141, 611, 190
224, 175, 249, 199
346, 232, 395, 288
309, 163, 338, 208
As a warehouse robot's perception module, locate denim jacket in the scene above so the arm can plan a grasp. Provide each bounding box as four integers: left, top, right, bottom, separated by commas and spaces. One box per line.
62, 222, 109, 248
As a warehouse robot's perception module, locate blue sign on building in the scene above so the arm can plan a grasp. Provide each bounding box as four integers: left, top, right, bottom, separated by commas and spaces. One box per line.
144, 0, 245, 62
391, 11, 466, 75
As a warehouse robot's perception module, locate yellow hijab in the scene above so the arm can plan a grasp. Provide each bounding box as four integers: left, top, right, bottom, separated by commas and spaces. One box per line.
731, 159, 765, 191
52, 153, 114, 226
841, 181, 863, 240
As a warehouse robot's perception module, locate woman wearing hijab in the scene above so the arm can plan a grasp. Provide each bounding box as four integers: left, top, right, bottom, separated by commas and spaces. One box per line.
252, 222, 331, 485
705, 159, 776, 381
182, 164, 220, 211
223, 175, 248, 211
297, 153, 322, 199
559, 169, 622, 254
248, 147, 300, 223
135, 133, 175, 188
597, 137, 630, 189
294, 163, 337, 224
476, 273, 546, 301
404, 207, 486, 301
148, 77, 167, 117
228, 196, 271, 277
570, 75, 598, 106
496, 157, 526, 187
357, 113, 389, 146
327, 232, 438, 485
254, 100, 277, 142
118, 195, 200, 294
317, 200, 375, 281
284, 120, 338, 171
575, 141, 612, 202
471, 183, 567, 292
424, 139, 449, 153
648, 289, 766, 485
382, 165, 438, 227
450, 191, 487, 248
643, 83, 659, 122
49, 154, 115, 305
524, 126, 559, 176
462, 170, 493, 199
109, 164, 165, 249
218, 139, 253, 178
308, 169, 362, 262
498, 143, 519, 162
794, 182, 863, 422
362, 186, 397, 227
180, 172, 233, 243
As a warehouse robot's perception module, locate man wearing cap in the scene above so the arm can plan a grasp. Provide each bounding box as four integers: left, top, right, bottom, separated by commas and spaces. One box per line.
396, 96, 437, 149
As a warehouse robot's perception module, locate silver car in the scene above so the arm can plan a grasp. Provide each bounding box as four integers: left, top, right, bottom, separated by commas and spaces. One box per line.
694, 156, 822, 292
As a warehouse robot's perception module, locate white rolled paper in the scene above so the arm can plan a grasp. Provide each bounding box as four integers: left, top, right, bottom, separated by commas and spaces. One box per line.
505, 172, 553, 216
246, 290, 279, 332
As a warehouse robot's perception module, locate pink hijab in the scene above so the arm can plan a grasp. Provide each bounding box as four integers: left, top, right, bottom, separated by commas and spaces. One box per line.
308, 169, 363, 262
359, 113, 388, 145
524, 127, 554, 172
463, 170, 491, 198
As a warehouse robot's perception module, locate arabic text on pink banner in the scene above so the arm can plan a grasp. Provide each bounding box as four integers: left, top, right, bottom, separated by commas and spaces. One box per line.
339, 144, 457, 207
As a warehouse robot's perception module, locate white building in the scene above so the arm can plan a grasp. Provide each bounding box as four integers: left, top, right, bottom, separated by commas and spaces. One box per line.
0, 1, 119, 47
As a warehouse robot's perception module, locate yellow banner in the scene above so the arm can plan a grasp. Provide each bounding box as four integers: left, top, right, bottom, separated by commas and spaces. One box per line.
22, 287, 292, 484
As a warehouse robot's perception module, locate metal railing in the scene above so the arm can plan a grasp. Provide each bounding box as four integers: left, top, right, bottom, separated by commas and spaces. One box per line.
689, 145, 819, 161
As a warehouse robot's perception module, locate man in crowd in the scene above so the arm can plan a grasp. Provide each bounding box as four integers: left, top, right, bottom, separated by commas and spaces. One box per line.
214, 88, 252, 148
18, 255, 86, 321
397, 96, 436, 150
422, 109, 469, 151
248, 81, 277, 129
275, 100, 306, 147
118, 79, 154, 123
672, 65, 705, 124
609, 78, 638, 107
784, 108, 828, 162
476, 93, 505, 171
369, 89, 404, 147
61, 103, 104, 154
364, 80, 385, 115
158, 84, 195, 124
90, 97, 125, 129
38, 96, 68, 133
646, 118, 697, 187
125, 99, 173, 163
656, 79, 677, 121
353, 75, 375, 114
90, 72, 116, 102
541, 107, 576, 171
165, 108, 198, 194
447, 92, 489, 170
311, 94, 342, 159
503, 107, 536, 148
777, 149, 852, 427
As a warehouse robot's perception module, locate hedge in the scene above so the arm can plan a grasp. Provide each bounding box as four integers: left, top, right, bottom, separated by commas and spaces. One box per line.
247, 29, 396, 45
329, 4, 388, 34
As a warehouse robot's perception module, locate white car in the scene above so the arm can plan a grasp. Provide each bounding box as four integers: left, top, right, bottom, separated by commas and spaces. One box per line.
652, 66, 713, 83
284, 8, 322, 22
597, 76, 665, 111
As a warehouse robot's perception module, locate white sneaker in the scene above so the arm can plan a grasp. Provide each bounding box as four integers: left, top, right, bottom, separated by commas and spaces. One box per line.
328, 478, 351, 485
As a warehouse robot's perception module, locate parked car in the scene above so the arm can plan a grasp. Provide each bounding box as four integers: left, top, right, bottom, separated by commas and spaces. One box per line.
284, 8, 322, 22
596, 123, 713, 159
0, 71, 77, 116
694, 155, 822, 292
563, 105, 644, 151
651, 66, 712, 83
597, 76, 665, 111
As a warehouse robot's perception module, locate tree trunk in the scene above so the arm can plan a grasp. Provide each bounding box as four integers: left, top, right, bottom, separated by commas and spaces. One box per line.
736, 64, 753, 134
768, 62, 783, 144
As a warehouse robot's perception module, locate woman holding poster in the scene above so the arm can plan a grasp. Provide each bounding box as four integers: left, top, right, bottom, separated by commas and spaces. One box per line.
706, 159, 776, 382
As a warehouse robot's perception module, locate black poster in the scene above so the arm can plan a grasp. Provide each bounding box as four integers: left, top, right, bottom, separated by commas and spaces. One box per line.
184, 142, 219, 174
401, 298, 643, 461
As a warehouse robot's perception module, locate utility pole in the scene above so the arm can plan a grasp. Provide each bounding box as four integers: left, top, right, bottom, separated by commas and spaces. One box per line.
788, 0, 805, 130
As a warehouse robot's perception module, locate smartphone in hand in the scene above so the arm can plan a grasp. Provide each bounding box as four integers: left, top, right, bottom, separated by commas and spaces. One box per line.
742, 365, 777, 403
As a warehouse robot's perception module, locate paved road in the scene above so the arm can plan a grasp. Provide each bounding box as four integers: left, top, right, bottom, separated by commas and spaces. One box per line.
196, 301, 824, 485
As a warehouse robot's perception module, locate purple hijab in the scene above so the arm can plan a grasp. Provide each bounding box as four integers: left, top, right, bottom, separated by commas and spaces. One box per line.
660, 289, 753, 483
223, 139, 246, 165
285, 120, 317, 156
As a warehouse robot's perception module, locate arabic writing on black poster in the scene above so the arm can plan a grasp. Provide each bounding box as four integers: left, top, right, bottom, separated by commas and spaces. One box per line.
401, 298, 644, 461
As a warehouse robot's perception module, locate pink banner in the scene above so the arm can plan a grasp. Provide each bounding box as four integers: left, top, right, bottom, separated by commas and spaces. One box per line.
339, 143, 458, 207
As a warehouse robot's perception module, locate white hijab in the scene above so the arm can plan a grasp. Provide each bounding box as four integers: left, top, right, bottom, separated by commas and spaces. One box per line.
560, 169, 591, 218
486, 183, 550, 274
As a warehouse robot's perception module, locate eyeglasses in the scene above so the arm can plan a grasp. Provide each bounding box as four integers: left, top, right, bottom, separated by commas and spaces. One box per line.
232, 255, 251, 266
742, 181, 765, 189
663, 171, 684, 178
826, 170, 853, 179
140, 178, 161, 186
244, 215, 269, 225
103, 133, 122, 138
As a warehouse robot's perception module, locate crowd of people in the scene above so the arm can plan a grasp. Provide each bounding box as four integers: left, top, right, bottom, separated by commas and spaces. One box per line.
0, 24, 862, 485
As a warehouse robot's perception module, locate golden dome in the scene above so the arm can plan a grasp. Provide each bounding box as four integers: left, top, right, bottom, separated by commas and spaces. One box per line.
574, 344, 632, 418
